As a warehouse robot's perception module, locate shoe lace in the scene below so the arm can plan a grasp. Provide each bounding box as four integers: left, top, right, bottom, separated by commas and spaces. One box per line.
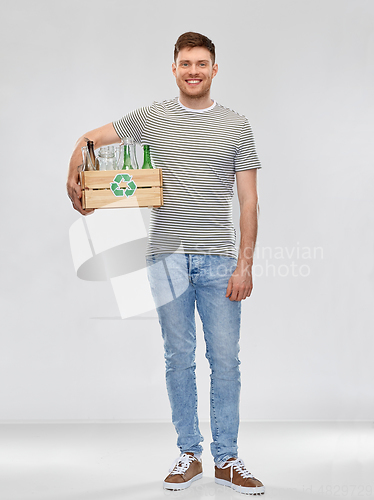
169, 453, 197, 475
222, 458, 255, 481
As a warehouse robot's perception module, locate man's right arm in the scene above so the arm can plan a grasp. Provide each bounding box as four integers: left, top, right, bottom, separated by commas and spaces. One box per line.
67, 122, 121, 215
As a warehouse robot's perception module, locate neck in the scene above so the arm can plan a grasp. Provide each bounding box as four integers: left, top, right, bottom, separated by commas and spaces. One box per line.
178, 91, 214, 110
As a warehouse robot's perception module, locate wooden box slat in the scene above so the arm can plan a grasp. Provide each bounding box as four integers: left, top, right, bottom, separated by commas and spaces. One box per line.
81, 169, 162, 189
80, 169, 163, 209
84, 186, 162, 209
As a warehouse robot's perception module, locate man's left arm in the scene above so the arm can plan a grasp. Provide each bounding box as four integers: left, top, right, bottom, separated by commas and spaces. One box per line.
226, 168, 259, 301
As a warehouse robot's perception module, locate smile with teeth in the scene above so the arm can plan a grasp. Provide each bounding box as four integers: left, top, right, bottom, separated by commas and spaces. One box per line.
186, 79, 202, 84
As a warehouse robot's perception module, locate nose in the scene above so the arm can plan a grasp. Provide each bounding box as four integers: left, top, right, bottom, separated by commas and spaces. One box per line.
189, 64, 199, 75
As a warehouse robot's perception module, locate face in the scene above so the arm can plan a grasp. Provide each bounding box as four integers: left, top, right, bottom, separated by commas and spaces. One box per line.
172, 46, 218, 100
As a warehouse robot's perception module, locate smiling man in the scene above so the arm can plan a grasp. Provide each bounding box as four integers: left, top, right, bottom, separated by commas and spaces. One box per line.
67, 32, 264, 495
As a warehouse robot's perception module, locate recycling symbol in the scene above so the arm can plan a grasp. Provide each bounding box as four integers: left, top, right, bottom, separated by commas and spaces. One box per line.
110, 173, 137, 198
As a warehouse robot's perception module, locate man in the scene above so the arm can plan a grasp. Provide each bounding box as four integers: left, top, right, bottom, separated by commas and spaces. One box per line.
67, 32, 264, 495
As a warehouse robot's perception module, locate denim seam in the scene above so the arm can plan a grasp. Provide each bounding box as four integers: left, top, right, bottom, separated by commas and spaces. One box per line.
211, 375, 220, 455
193, 346, 198, 435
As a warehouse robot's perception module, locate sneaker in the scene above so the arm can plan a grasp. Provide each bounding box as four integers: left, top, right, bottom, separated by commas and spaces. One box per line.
215, 457, 265, 495
163, 452, 203, 490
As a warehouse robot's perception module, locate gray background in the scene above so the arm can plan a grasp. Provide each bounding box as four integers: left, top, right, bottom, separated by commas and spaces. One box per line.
1, 0, 373, 422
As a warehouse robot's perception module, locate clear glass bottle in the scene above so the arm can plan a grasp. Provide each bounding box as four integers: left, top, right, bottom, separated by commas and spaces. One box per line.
86, 139, 96, 169
119, 138, 139, 170
81, 145, 96, 171
141, 144, 154, 169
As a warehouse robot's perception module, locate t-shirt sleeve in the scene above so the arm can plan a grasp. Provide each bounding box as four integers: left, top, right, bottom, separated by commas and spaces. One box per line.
234, 119, 261, 172
112, 105, 152, 143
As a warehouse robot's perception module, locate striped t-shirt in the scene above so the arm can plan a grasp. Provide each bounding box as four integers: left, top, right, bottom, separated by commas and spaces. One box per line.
113, 97, 261, 258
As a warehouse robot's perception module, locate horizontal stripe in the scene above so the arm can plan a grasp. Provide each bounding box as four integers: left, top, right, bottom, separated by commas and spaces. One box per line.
113, 97, 261, 258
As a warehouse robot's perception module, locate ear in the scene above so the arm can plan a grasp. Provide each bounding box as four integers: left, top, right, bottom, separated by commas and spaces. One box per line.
212, 63, 218, 79
172, 62, 177, 77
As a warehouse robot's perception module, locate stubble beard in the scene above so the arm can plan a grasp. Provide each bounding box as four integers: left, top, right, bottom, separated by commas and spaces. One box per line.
179, 82, 211, 101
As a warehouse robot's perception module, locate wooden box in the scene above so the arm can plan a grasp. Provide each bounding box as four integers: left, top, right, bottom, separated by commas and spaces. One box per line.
80, 169, 163, 209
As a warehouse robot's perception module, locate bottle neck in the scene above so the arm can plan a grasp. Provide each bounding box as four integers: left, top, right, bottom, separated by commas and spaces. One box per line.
142, 145, 153, 169
143, 146, 151, 162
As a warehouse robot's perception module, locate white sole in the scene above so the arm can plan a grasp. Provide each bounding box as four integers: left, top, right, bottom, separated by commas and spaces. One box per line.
163, 472, 203, 490
215, 477, 265, 495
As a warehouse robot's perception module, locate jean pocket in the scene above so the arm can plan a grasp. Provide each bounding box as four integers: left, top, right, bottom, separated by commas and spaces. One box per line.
145, 253, 172, 267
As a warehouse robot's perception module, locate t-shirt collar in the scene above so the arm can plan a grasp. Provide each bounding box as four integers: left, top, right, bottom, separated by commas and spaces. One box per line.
177, 97, 216, 113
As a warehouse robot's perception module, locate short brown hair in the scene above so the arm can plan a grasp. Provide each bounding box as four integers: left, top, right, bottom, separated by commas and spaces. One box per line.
174, 32, 216, 64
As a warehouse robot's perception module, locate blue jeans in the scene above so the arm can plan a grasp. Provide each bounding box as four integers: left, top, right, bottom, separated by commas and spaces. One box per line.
145, 253, 241, 465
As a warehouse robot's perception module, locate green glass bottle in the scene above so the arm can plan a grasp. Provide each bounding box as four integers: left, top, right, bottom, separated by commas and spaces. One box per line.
142, 144, 154, 169
122, 144, 133, 169
120, 138, 138, 170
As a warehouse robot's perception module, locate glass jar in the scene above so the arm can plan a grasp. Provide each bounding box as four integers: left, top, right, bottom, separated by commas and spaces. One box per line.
96, 145, 117, 171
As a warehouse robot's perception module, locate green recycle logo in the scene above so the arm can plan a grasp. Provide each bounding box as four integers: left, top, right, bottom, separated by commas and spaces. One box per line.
110, 173, 137, 198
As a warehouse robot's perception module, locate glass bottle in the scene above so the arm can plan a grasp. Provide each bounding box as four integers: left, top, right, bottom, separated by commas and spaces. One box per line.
119, 138, 139, 170
86, 138, 97, 170
142, 144, 154, 169
81, 145, 95, 171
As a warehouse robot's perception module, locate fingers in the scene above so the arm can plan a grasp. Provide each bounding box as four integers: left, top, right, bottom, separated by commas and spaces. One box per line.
67, 182, 95, 216
72, 195, 95, 216
228, 283, 253, 302
225, 278, 233, 298
227, 264, 254, 301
